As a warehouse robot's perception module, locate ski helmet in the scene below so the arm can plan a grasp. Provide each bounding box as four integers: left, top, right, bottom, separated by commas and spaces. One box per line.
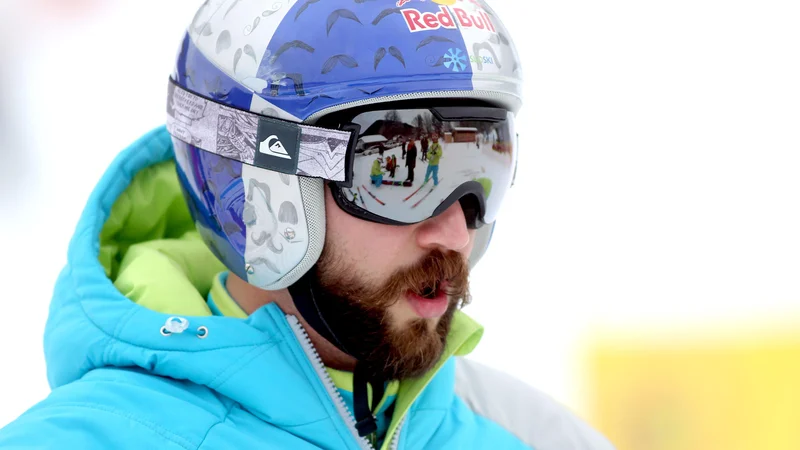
167, 0, 523, 291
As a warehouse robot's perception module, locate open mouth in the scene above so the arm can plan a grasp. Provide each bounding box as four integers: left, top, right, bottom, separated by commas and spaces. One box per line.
406, 280, 449, 319
419, 281, 440, 299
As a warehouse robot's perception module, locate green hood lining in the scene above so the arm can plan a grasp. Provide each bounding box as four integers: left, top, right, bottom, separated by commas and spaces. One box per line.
99, 161, 225, 315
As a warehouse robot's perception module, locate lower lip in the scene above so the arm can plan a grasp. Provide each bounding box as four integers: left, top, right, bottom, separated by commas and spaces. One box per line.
406, 285, 450, 319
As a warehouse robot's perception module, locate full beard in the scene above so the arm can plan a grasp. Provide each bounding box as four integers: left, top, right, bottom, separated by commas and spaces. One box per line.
312, 246, 471, 380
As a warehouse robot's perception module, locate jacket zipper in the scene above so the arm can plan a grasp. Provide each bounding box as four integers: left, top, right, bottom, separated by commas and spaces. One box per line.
387, 417, 405, 450
287, 315, 404, 450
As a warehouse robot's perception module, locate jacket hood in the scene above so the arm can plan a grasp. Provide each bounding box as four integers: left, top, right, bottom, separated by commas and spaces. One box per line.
44, 126, 483, 441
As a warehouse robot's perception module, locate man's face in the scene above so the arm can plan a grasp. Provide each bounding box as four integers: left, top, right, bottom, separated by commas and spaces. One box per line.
313, 187, 476, 380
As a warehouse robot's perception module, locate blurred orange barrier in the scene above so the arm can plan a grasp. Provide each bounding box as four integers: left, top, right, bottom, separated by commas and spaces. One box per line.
586, 330, 800, 450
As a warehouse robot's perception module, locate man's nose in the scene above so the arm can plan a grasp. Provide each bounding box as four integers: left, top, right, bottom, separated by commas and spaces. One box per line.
415, 201, 471, 253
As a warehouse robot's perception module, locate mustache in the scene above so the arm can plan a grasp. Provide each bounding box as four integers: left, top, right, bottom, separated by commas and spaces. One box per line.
373, 249, 471, 309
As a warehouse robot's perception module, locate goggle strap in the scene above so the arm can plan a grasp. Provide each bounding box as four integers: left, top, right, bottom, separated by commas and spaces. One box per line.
166, 79, 355, 182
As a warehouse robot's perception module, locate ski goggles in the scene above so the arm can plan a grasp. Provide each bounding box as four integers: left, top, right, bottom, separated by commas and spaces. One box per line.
323, 105, 517, 229
166, 80, 517, 229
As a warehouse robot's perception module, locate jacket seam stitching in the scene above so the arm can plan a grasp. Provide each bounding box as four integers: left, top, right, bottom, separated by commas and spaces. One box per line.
453, 394, 534, 449
50, 402, 197, 449
406, 407, 447, 413
71, 376, 227, 423
196, 402, 236, 449
207, 341, 278, 388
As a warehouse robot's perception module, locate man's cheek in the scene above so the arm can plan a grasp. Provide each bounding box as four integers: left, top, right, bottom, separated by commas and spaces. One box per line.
462, 230, 478, 258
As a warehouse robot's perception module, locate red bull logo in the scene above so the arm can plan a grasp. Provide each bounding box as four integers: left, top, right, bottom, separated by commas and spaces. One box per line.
402, 5, 496, 33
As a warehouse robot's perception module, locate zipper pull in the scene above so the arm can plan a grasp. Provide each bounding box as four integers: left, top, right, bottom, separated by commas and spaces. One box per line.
355, 414, 378, 438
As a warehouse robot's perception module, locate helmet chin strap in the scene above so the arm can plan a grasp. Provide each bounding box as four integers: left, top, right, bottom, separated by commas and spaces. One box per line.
287, 269, 352, 355
287, 269, 385, 439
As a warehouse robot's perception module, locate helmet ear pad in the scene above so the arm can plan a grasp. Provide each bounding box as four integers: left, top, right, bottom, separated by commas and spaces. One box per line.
240, 170, 327, 291
173, 138, 327, 291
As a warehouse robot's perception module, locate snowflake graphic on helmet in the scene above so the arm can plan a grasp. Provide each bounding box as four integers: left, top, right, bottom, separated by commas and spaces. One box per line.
443, 48, 467, 72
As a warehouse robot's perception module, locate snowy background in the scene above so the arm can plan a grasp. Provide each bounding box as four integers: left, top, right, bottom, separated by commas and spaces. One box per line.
1, 0, 799, 443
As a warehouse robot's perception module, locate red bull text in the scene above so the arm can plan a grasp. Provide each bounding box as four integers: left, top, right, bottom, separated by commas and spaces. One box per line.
401, 5, 497, 33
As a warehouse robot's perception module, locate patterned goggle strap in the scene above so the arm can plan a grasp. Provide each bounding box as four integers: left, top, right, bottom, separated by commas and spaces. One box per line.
166, 79, 355, 182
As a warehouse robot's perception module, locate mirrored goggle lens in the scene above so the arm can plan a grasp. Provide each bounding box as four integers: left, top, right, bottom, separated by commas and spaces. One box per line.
338, 108, 517, 226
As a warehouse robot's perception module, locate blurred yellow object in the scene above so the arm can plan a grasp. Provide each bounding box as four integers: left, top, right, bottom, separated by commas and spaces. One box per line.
587, 330, 800, 450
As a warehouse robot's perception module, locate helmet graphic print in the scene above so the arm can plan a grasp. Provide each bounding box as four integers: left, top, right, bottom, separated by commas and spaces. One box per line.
168, 0, 523, 291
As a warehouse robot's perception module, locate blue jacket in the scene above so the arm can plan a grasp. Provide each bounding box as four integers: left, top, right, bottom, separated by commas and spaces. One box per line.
0, 128, 614, 449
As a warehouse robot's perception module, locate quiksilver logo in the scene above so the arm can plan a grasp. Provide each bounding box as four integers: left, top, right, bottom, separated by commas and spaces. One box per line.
260, 135, 292, 160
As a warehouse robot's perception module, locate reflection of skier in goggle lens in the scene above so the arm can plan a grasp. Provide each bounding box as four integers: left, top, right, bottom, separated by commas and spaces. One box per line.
321, 105, 517, 228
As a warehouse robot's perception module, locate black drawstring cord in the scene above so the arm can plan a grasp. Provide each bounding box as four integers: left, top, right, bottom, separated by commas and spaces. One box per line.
353, 363, 386, 438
